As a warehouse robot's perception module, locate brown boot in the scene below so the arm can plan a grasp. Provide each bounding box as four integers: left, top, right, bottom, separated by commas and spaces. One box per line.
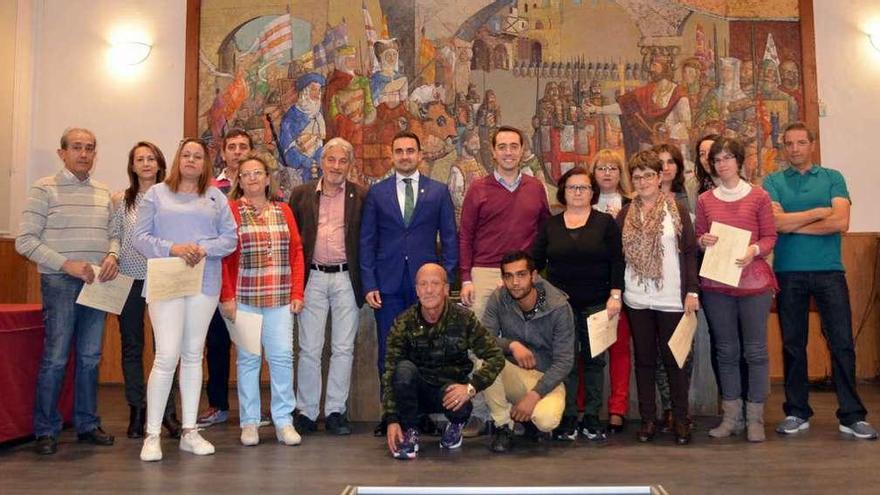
709, 399, 744, 438
674, 419, 691, 445
746, 402, 766, 443
637, 420, 656, 443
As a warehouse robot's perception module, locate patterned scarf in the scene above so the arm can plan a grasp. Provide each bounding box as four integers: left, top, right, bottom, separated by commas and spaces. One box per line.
622, 192, 682, 289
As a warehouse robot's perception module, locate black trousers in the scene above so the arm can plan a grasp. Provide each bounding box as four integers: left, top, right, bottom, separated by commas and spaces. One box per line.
118, 279, 175, 413
392, 360, 472, 431
627, 306, 690, 422
204, 308, 230, 411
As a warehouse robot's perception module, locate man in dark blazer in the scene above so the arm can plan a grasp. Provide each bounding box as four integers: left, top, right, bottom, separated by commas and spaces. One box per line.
360, 130, 458, 433
289, 137, 367, 436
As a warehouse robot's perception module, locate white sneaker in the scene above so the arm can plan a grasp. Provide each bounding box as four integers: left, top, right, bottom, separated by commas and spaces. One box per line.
140, 434, 162, 462
180, 430, 215, 455
240, 425, 260, 446
276, 424, 302, 446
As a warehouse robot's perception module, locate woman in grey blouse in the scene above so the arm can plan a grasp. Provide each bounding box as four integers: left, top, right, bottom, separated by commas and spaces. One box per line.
111, 141, 182, 440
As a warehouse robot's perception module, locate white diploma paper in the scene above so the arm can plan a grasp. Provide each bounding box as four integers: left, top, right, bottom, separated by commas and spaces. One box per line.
668, 312, 698, 369
145, 257, 205, 303
223, 310, 263, 356
75, 265, 134, 315
586, 310, 619, 358
699, 221, 752, 287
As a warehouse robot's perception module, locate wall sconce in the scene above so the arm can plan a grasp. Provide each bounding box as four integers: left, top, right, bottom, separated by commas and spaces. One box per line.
109, 41, 153, 66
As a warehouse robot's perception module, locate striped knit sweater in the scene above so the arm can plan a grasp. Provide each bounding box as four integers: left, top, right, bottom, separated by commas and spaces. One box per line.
16, 168, 119, 274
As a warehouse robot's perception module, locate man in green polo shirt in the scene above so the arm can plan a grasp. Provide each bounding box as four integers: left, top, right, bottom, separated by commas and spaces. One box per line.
763, 121, 876, 440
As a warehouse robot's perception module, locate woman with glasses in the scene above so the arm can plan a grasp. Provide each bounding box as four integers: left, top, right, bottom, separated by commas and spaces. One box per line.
619, 150, 698, 445
219, 154, 305, 447
111, 141, 181, 440
696, 137, 776, 442
589, 149, 633, 433
134, 138, 238, 461
532, 167, 624, 442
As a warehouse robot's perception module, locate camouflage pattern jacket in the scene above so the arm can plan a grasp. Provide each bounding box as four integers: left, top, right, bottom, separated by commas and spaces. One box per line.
381, 301, 505, 424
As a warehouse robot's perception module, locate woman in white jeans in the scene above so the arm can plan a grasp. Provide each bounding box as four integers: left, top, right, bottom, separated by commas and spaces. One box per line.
219, 154, 305, 446
133, 138, 238, 461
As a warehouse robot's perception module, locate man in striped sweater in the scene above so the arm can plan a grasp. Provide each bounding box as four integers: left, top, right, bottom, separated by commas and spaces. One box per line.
16, 128, 120, 455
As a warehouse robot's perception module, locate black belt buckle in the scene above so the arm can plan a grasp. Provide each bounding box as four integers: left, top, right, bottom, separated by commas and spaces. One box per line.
311, 263, 348, 273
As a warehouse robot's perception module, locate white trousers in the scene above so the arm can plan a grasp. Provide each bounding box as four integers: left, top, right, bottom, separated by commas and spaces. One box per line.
145, 293, 218, 435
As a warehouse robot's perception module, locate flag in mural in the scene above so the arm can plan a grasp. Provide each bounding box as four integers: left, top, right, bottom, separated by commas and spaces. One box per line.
363, 2, 380, 72
418, 27, 436, 83
248, 13, 293, 65
312, 22, 349, 70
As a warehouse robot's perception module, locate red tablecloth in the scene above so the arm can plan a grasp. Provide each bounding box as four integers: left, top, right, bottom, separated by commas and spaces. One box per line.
0, 304, 75, 443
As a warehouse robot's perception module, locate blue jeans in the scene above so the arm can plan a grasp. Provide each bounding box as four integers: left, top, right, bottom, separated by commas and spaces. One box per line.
236, 303, 295, 427
35, 274, 107, 437
776, 271, 867, 424
702, 291, 772, 403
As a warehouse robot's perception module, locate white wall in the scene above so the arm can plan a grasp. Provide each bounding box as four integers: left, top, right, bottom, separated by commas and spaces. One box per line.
8, 0, 186, 233
814, 0, 880, 232
7, 0, 880, 233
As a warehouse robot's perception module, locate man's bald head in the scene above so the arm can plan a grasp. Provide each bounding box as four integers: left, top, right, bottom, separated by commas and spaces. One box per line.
416, 263, 447, 285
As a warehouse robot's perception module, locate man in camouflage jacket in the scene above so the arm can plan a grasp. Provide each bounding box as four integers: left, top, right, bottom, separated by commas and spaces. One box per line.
382, 263, 504, 459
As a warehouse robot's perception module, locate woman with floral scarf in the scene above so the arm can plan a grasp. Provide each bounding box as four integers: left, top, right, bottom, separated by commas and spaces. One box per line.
617, 149, 699, 446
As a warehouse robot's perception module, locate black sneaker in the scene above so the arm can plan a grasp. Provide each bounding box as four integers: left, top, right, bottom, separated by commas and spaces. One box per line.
34, 435, 57, 455
294, 413, 318, 434
490, 425, 513, 453
579, 416, 608, 443
325, 412, 352, 435
552, 415, 578, 441
373, 418, 388, 437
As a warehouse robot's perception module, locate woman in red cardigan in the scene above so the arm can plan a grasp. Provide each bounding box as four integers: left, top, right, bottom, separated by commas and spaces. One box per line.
220, 154, 305, 447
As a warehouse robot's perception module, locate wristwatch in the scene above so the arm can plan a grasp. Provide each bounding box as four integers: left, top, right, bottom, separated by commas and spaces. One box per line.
466, 383, 476, 398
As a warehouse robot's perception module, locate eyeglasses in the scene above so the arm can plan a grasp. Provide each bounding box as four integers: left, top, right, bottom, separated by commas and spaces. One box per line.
594, 166, 619, 173
631, 171, 658, 183
713, 154, 737, 165
239, 170, 266, 179
565, 185, 592, 193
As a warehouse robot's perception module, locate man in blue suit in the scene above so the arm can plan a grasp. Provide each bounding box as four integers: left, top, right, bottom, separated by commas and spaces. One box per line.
360, 130, 459, 435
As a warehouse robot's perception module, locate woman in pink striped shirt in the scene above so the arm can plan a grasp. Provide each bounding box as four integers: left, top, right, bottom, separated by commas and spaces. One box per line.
695, 137, 777, 443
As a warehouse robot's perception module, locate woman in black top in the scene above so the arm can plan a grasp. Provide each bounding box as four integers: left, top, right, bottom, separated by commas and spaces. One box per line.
532, 167, 624, 442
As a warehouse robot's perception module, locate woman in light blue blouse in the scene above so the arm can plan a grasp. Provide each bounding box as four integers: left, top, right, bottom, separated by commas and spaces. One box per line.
133, 138, 237, 461
112, 141, 182, 440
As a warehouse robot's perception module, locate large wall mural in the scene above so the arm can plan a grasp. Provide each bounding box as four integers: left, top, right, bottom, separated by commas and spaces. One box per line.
196, 0, 808, 206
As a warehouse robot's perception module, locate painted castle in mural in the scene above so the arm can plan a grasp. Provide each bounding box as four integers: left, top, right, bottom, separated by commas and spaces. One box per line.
198, 0, 805, 205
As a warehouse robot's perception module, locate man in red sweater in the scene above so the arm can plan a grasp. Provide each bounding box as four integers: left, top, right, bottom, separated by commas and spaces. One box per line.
458, 125, 551, 435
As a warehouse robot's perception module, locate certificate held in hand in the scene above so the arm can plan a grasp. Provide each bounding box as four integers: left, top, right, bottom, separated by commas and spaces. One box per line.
699, 221, 752, 287
668, 312, 698, 369
75, 265, 134, 315
145, 257, 205, 303
586, 309, 619, 358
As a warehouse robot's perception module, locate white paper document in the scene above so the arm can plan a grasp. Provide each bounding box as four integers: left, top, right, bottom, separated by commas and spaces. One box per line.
586, 309, 619, 358
75, 265, 134, 314
223, 310, 263, 356
668, 312, 698, 369
699, 221, 752, 287
145, 257, 205, 303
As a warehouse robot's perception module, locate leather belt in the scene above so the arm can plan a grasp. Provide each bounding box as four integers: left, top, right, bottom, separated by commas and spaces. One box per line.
310, 262, 348, 273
